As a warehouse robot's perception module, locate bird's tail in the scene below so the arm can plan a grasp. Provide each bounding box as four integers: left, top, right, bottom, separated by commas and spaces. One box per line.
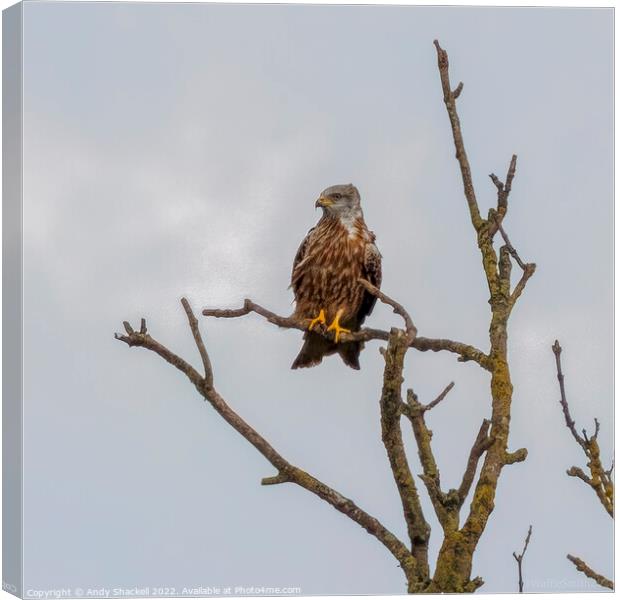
337, 341, 363, 370
291, 331, 336, 369
291, 332, 363, 370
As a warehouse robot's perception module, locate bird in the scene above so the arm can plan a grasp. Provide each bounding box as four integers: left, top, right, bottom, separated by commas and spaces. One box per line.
290, 183, 382, 370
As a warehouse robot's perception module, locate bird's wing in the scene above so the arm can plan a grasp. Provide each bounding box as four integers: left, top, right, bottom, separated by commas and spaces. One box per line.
357, 234, 383, 325
290, 226, 315, 293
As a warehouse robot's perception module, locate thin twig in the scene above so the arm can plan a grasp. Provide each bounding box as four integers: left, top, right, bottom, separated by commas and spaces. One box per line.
512, 525, 532, 593
359, 278, 417, 343
400, 383, 455, 418
203, 299, 303, 330
423, 381, 455, 412
181, 297, 214, 387
552, 341, 586, 448
494, 218, 527, 271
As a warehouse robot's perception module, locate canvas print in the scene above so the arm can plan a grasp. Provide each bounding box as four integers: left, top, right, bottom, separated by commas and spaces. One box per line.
2, 2, 613, 597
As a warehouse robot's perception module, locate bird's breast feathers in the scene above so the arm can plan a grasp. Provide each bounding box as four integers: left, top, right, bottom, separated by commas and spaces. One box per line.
292, 216, 377, 324
296, 217, 370, 274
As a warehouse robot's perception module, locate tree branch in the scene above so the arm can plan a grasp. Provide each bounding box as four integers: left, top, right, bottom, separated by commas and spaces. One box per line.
552, 341, 614, 518
413, 337, 490, 369
404, 389, 455, 533
380, 329, 430, 583
457, 419, 493, 506
493, 217, 527, 271
401, 387, 494, 536
551, 340, 587, 448
491, 216, 536, 307
359, 278, 417, 343
432, 42, 530, 593
512, 525, 532, 593
115, 299, 418, 580
509, 263, 537, 307
567, 555, 613, 590
434, 39, 507, 314
433, 39, 483, 232
202, 299, 491, 370
203, 298, 303, 331
181, 297, 214, 387
423, 381, 455, 412
401, 382, 455, 418
488, 154, 517, 236
566, 466, 592, 485
504, 448, 528, 465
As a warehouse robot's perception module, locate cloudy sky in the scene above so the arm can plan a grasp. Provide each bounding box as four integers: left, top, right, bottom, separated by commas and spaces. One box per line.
20, 2, 612, 595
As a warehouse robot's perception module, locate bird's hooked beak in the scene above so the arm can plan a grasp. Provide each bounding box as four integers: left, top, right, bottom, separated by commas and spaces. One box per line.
315, 196, 334, 209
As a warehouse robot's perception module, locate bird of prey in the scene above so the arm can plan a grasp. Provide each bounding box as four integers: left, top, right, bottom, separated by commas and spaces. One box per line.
290, 184, 382, 370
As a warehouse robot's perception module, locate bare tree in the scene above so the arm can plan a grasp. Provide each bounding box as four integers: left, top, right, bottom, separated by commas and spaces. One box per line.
116, 41, 535, 593
551, 341, 613, 590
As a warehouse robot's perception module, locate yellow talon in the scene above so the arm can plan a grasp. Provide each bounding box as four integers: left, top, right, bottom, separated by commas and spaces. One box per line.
308, 308, 327, 331
327, 309, 351, 343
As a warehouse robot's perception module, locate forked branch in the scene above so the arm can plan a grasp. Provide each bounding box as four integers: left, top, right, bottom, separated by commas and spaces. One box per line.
551, 341, 613, 517
405, 389, 452, 533
488, 155, 517, 236
401, 387, 493, 534
512, 525, 533, 593
115, 299, 418, 581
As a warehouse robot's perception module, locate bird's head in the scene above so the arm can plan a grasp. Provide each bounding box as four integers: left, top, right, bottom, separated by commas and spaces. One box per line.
315, 184, 362, 219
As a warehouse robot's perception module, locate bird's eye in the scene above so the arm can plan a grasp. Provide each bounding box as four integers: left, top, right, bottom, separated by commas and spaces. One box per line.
332, 193, 342, 200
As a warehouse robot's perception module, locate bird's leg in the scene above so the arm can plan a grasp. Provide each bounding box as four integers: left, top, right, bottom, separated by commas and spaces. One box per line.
308, 308, 327, 331
326, 309, 351, 343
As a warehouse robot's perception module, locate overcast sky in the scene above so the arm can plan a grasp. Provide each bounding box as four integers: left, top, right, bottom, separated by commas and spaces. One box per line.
20, 2, 612, 595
